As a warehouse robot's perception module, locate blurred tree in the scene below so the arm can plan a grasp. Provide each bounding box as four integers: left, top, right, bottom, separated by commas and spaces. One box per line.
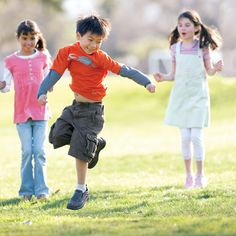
96, 0, 117, 16
0, 0, 74, 63
94, 0, 234, 76
218, 0, 236, 76
40, 0, 64, 11
0, 0, 64, 10
0, 0, 234, 76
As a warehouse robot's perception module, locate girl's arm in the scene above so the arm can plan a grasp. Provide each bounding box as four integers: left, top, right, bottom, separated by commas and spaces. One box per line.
0, 66, 12, 93
204, 59, 223, 76
203, 47, 223, 76
153, 62, 176, 82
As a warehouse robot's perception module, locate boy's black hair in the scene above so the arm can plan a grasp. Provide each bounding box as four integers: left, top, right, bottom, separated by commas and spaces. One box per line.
76, 15, 111, 39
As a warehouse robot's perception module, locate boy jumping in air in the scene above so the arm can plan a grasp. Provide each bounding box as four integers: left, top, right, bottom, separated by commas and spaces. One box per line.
38, 15, 155, 210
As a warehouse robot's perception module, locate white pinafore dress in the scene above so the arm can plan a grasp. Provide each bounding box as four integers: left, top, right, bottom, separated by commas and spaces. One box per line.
164, 42, 210, 128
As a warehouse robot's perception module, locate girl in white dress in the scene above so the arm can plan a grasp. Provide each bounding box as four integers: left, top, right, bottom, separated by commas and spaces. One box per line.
154, 10, 223, 188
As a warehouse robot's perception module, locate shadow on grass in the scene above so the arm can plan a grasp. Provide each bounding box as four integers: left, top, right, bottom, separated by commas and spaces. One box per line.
39, 185, 183, 217
40, 189, 128, 211
0, 197, 21, 206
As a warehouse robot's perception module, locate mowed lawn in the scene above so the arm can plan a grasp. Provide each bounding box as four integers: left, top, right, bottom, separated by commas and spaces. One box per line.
0, 75, 236, 236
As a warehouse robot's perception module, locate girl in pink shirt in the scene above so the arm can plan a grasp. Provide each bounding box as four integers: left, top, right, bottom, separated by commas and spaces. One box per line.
0, 20, 51, 201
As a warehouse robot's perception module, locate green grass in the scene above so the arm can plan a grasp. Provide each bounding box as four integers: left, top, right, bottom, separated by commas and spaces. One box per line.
0, 75, 236, 236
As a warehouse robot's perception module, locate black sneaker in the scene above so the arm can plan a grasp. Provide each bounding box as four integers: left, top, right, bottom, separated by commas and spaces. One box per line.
88, 137, 106, 169
66, 188, 89, 210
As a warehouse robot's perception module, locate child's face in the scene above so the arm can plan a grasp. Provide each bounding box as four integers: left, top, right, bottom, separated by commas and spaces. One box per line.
17, 32, 39, 55
77, 32, 104, 54
177, 17, 198, 41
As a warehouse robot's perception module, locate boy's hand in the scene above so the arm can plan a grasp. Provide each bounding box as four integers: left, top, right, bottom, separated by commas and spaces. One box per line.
146, 83, 156, 93
38, 94, 48, 105
0, 81, 6, 89
153, 73, 164, 82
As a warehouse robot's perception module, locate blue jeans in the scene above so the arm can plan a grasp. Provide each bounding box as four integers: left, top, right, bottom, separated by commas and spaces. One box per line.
16, 120, 49, 197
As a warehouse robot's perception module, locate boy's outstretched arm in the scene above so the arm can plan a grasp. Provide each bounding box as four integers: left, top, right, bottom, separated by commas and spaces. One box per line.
37, 70, 61, 105
119, 65, 156, 93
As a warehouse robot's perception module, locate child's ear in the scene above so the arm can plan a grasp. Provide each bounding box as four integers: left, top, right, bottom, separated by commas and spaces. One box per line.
76, 32, 81, 40
195, 26, 201, 34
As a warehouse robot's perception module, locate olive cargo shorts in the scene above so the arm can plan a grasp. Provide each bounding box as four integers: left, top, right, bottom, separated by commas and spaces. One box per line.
49, 100, 104, 162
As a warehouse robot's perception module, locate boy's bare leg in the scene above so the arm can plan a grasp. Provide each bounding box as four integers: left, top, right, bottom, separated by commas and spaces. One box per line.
67, 158, 89, 210
76, 158, 88, 184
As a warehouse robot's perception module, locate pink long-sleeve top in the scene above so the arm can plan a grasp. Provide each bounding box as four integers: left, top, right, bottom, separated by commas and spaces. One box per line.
2, 49, 51, 123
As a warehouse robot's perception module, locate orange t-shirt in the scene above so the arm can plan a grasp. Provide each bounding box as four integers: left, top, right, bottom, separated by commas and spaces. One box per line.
51, 42, 122, 101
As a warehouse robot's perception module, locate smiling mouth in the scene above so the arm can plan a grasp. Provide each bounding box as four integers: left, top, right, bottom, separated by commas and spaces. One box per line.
87, 48, 96, 54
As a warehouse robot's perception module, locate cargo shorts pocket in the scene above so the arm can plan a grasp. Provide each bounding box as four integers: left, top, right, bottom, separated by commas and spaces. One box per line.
84, 134, 98, 158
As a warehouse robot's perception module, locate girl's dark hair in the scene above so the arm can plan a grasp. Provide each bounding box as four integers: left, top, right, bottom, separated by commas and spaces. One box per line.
169, 10, 222, 50
16, 20, 46, 51
76, 15, 111, 39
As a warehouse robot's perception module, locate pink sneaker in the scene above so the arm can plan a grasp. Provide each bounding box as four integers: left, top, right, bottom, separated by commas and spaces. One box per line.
194, 175, 208, 188
184, 175, 194, 189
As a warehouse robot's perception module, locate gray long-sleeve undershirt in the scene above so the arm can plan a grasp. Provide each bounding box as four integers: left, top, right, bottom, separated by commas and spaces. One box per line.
37, 65, 151, 98
37, 70, 61, 98
119, 65, 151, 87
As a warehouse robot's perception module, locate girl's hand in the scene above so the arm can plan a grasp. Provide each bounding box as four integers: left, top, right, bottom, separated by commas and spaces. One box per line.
0, 81, 6, 89
38, 94, 48, 105
153, 73, 164, 82
146, 83, 156, 93
213, 60, 223, 72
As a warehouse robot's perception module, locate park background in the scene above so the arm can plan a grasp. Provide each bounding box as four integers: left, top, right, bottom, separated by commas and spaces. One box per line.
0, 0, 236, 76
0, 0, 236, 236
